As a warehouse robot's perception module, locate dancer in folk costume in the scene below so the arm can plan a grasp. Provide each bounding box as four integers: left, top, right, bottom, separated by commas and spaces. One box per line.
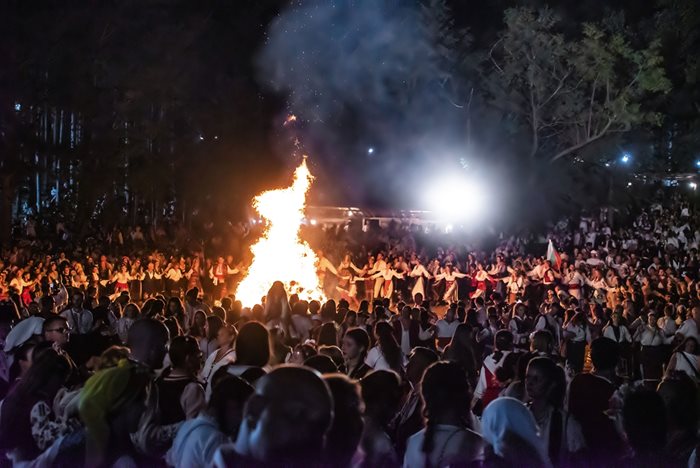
186, 256, 205, 292
359, 255, 376, 302
563, 264, 586, 300
141, 261, 163, 299
336, 254, 364, 302
470, 262, 494, 299
97, 255, 114, 297
434, 263, 469, 303
370, 262, 404, 300
488, 254, 508, 297
337, 275, 362, 309
368, 253, 389, 299
409, 259, 432, 303
426, 258, 443, 303
498, 268, 528, 304
164, 259, 185, 297
316, 250, 339, 299
540, 260, 559, 291
129, 259, 143, 302
110, 263, 134, 297
209, 256, 239, 299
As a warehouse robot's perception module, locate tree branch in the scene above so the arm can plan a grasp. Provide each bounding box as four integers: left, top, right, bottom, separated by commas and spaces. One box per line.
586, 75, 598, 139
549, 118, 613, 163
488, 38, 504, 73
529, 81, 539, 160
538, 70, 570, 109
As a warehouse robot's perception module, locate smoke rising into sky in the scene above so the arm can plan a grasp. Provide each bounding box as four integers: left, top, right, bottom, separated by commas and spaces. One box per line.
256, 0, 468, 205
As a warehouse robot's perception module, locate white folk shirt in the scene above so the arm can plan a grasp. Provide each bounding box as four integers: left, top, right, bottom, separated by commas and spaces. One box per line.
676, 320, 699, 342
637, 326, 665, 346
60, 308, 94, 334
502, 276, 526, 296
603, 325, 632, 343
409, 264, 430, 279
435, 270, 469, 283
658, 316, 678, 337
209, 264, 238, 285
564, 323, 591, 343
435, 319, 459, 340
165, 267, 184, 282
371, 269, 404, 281
317, 257, 338, 275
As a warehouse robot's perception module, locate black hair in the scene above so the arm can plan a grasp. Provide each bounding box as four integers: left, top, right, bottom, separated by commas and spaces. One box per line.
623, 387, 666, 452
360, 370, 402, 427
235, 321, 270, 367
169, 335, 200, 368
42, 315, 68, 334
323, 374, 364, 467
527, 357, 566, 408
493, 330, 514, 361
318, 322, 339, 347
304, 354, 338, 374
344, 327, 370, 361
590, 337, 620, 371
209, 375, 254, 437
206, 315, 224, 341
420, 362, 472, 466
374, 321, 403, 374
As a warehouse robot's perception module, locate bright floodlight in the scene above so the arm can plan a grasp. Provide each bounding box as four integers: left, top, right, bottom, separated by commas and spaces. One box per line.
695, 160, 700, 168
690, 182, 697, 190
367, 147, 374, 155
425, 175, 487, 222
621, 153, 631, 164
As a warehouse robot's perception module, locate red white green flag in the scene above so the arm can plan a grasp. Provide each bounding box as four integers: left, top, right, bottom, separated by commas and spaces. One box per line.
547, 239, 562, 271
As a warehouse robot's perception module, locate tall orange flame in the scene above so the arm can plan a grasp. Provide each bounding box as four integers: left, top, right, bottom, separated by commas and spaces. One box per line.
234, 158, 325, 307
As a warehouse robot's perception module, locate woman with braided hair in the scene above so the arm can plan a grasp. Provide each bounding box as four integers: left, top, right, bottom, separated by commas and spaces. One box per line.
403, 361, 483, 467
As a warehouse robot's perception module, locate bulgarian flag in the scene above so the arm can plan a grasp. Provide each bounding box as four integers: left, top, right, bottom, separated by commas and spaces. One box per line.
547, 239, 562, 271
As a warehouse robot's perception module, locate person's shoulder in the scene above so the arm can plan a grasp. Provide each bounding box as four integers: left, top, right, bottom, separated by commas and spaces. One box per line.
404, 428, 425, 453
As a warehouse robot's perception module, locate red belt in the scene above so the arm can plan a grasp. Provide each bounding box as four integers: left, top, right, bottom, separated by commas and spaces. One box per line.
568, 284, 581, 289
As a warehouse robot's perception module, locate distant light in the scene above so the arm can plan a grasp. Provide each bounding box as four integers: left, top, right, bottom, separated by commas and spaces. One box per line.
695, 160, 700, 168
310, 219, 318, 226
690, 182, 698, 190
14, 103, 21, 111
214, 135, 219, 140
621, 153, 631, 164
445, 224, 454, 233
425, 174, 488, 222
346, 210, 353, 217
198, 135, 204, 141
367, 147, 374, 155
604, 162, 611, 167
627, 182, 632, 187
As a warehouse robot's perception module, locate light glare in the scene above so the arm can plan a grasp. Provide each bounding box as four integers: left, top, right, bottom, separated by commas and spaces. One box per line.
425, 175, 487, 222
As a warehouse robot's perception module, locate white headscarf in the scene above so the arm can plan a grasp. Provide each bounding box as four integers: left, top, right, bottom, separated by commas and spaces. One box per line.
481, 397, 551, 467
3, 316, 44, 352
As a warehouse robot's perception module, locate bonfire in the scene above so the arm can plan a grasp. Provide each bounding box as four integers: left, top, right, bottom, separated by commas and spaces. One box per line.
234, 158, 325, 306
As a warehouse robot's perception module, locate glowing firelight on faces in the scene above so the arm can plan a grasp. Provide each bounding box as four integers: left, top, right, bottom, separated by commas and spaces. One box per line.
234, 158, 325, 307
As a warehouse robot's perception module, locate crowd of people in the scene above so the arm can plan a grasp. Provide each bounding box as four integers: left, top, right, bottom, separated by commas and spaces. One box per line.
0, 190, 699, 467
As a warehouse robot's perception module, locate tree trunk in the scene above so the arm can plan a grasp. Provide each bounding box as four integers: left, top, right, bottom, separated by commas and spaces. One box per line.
0, 173, 15, 246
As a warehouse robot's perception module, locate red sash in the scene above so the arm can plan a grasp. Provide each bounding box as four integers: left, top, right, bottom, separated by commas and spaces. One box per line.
481, 366, 501, 408
383, 279, 392, 291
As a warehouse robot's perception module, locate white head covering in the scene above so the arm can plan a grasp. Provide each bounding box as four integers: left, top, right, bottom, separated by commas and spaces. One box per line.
3, 316, 44, 352
481, 397, 551, 467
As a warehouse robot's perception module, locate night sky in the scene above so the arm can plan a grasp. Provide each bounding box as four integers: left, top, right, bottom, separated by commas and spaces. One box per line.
0, 0, 695, 232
